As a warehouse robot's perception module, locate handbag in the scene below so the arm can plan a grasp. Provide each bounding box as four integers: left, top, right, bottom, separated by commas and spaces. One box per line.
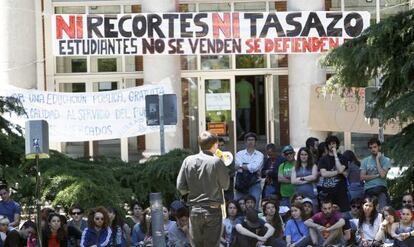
235, 170, 258, 193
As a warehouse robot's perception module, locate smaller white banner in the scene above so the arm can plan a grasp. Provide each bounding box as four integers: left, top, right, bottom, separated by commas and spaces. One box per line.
0, 84, 172, 142
206, 93, 231, 111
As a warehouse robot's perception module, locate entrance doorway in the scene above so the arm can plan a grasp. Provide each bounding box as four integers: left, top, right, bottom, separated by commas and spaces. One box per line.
235, 75, 267, 151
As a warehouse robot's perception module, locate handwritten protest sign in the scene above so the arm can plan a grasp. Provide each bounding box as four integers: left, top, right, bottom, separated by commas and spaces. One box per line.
52, 11, 370, 56
0, 84, 172, 142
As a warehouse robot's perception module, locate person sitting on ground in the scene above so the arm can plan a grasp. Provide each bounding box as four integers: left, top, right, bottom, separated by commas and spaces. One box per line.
357, 196, 383, 247
237, 197, 246, 216
233, 208, 279, 247
390, 205, 414, 247
305, 199, 345, 246
20, 220, 37, 247
301, 198, 314, 220
396, 193, 414, 221
221, 201, 241, 247
285, 202, 312, 247
376, 206, 398, 246
343, 198, 362, 245
42, 212, 68, 247
262, 200, 286, 245
162, 206, 175, 244
81, 207, 112, 247
167, 207, 191, 247
0, 215, 23, 247
244, 195, 257, 211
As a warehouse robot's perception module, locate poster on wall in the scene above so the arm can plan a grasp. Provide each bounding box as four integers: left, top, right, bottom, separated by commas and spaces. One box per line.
0, 84, 173, 142
206, 93, 231, 111
52, 11, 370, 56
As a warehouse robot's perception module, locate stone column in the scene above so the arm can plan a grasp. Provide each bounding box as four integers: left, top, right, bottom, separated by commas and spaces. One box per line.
142, 0, 183, 156
287, 0, 327, 149
0, 0, 37, 89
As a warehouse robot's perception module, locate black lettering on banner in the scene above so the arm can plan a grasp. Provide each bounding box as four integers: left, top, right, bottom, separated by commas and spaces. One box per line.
148, 14, 165, 38
260, 13, 285, 37
123, 39, 130, 54
142, 39, 165, 54
119, 15, 132, 37
132, 15, 147, 37
59, 40, 66, 55
168, 39, 177, 54
194, 13, 209, 37
244, 13, 263, 37
104, 15, 118, 38
176, 39, 184, 54
163, 14, 179, 38
326, 13, 342, 37
344, 12, 363, 37
286, 12, 302, 37
189, 39, 199, 53
155, 39, 165, 53
180, 13, 193, 38
301, 12, 326, 37
87, 16, 103, 38
67, 40, 74, 55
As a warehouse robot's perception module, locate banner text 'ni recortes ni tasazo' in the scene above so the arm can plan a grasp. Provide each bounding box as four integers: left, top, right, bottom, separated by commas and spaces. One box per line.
52, 11, 370, 56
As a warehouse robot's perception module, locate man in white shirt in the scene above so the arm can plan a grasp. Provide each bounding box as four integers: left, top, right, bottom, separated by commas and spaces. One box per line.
235, 132, 264, 210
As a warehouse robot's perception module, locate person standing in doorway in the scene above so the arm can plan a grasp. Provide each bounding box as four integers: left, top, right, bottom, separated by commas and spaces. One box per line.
177, 131, 230, 247
236, 77, 254, 139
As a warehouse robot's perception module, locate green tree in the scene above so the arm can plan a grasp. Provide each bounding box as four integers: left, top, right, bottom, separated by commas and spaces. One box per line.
0, 96, 25, 181
321, 10, 414, 200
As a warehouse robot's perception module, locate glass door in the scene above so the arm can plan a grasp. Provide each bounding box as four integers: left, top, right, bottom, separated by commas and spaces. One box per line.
265, 75, 282, 147
199, 76, 236, 154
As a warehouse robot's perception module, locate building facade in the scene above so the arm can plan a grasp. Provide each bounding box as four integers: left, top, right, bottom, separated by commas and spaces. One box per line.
1, 0, 408, 161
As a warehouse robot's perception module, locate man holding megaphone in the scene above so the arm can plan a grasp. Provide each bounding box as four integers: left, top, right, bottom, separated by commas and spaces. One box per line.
177, 131, 230, 247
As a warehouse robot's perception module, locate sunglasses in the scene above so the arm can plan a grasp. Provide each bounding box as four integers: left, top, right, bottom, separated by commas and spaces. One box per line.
351, 205, 361, 209
403, 200, 413, 204
72, 211, 82, 215
94, 217, 104, 221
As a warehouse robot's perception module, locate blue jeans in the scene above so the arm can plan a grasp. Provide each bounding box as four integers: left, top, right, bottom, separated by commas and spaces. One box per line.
236, 108, 251, 134
348, 183, 364, 201
235, 182, 261, 210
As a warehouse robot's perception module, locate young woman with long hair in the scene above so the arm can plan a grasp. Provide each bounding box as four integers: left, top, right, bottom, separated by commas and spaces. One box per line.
107, 207, 130, 247
376, 206, 398, 245
291, 148, 318, 209
42, 213, 68, 247
262, 200, 286, 246
220, 200, 241, 247
357, 196, 382, 247
80, 206, 112, 247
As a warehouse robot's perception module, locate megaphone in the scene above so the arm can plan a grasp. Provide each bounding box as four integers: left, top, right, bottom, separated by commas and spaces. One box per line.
215, 149, 233, 166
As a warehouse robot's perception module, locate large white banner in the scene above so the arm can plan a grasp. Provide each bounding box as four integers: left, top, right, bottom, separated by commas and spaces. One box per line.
52, 11, 370, 56
0, 84, 171, 142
